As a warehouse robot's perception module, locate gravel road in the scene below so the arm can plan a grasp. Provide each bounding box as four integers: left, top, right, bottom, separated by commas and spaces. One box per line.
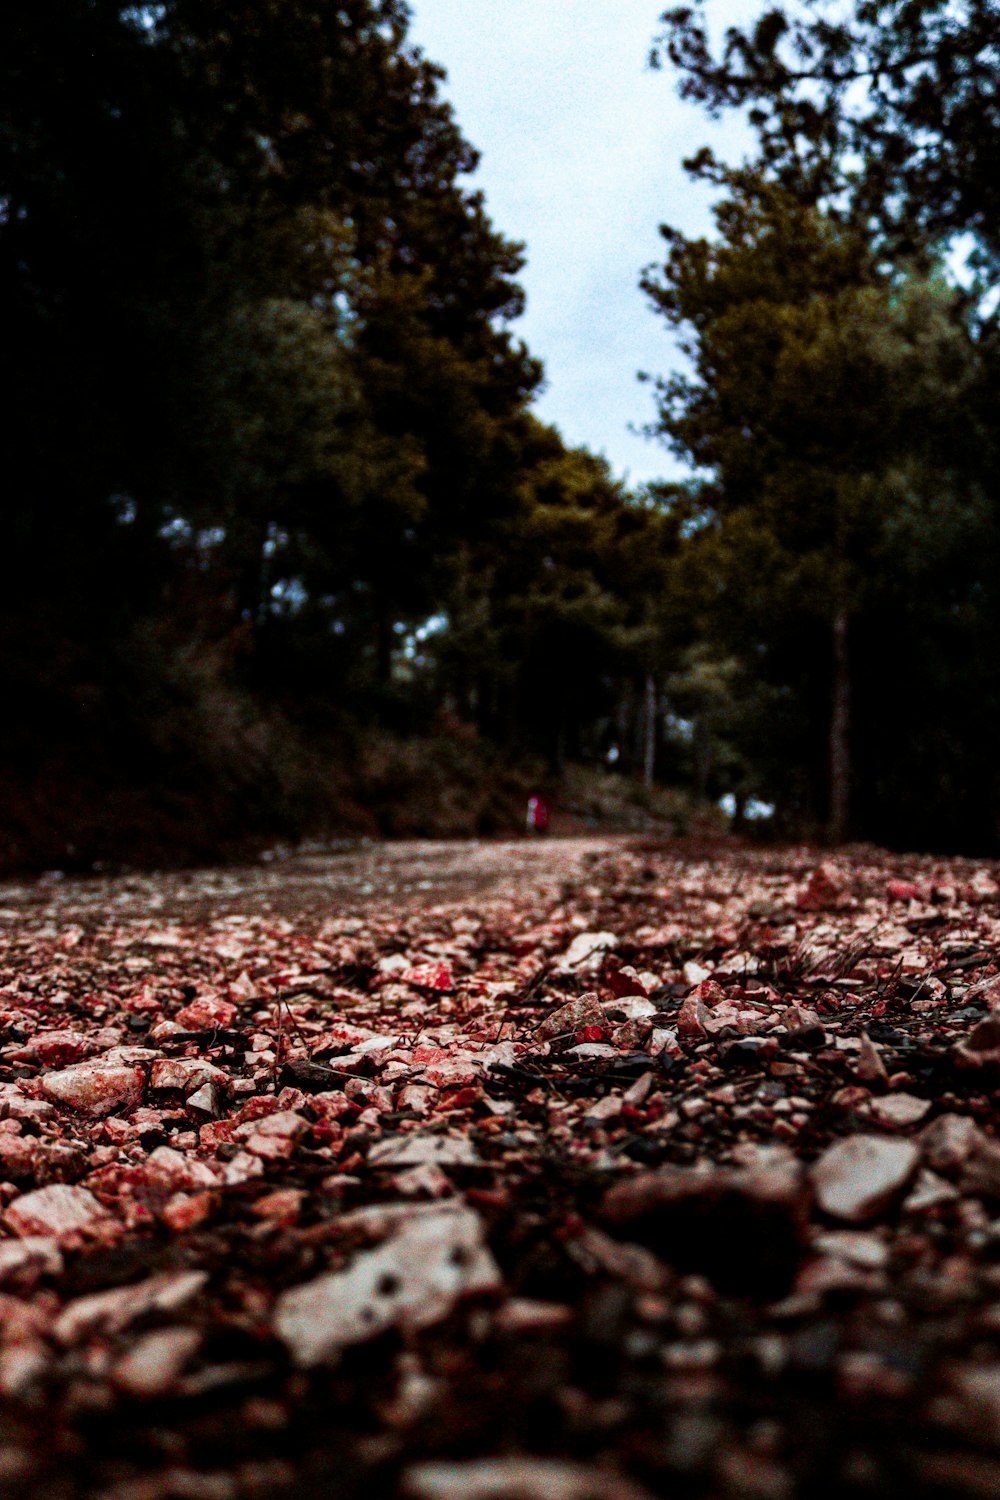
0, 836, 622, 924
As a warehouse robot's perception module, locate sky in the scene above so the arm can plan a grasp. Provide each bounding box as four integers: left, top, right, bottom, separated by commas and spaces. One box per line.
405, 0, 761, 489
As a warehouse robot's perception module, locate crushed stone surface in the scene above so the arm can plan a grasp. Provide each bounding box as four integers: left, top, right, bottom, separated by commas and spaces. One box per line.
2, 837, 1000, 1496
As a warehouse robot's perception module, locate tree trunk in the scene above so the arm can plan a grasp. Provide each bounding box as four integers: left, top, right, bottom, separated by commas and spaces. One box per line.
829, 600, 850, 844
694, 718, 712, 804
643, 674, 657, 791
376, 609, 393, 686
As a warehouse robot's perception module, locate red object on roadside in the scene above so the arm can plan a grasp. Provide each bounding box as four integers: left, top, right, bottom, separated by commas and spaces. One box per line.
526, 794, 550, 833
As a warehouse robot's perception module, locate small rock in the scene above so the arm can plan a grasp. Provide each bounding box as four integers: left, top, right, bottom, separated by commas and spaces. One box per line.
5, 1184, 110, 1238
149, 1058, 228, 1093
175, 995, 236, 1030
535, 992, 604, 1040
584, 1095, 624, 1126
30, 1030, 88, 1067
41, 1062, 144, 1118
0, 1238, 63, 1285
0, 1341, 49, 1398
376, 954, 411, 978
555, 933, 619, 975
602, 1158, 807, 1299
676, 994, 709, 1038
961, 1134, 1000, 1197
0, 1134, 39, 1181
953, 1014, 1000, 1069
605, 966, 649, 999
274, 1203, 501, 1367
232, 1110, 307, 1142
404, 964, 455, 992
688, 979, 727, 1007
779, 1005, 821, 1030
855, 1033, 890, 1086
143, 1146, 219, 1190
921, 1113, 980, 1174
394, 1163, 453, 1199
601, 994, 657, 1022
647, 1027, 679, 1058
902, 1169, 959, 1212
623, 1072, 656, 1106
111, 1326, 202, 1398
494, 1299, 574, 1334
249, 1188, 304, 1223
866, 1093, 932, 1129
795, 862, 850, 911
965, 973, 1000, 1005
185, 1081, 225, 1118
811, 1135, 919, 1222
53, 1269, 208, 1344
403, 1457, 655, 1500
887, 879, 924, 902
812, 1230, 889, 1270
161, 1192, 214, 1232
368, 1134, 481, 1168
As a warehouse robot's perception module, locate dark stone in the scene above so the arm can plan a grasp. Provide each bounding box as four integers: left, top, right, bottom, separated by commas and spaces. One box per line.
623, 1138, 668, 1165
607, 1053, 659, 1078
62, 1240, 169, 1295
782, 1025, 827, 1052
602, 1163, 807, 1300
721, 1038, 772, 1070
280, 1061, 347, 1093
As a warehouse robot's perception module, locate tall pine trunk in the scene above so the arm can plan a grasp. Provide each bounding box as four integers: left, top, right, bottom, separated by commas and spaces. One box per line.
376, 609, 393, 686
829, 569, 851, 845
643, 674, 657, 791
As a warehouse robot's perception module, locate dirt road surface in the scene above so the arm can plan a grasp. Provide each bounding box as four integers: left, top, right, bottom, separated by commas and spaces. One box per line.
2, 836, 622, 925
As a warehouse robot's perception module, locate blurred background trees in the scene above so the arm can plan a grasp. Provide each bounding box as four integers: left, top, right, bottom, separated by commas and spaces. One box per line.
644, 0, 1000, 851
2, 0, 999, 865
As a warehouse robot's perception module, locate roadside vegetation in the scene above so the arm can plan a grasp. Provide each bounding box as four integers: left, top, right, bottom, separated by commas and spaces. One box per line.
4, 1, 1000, 866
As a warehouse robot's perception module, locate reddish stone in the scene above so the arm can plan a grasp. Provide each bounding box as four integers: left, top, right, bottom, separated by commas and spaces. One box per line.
41, 1062, 145, 1118
605, 966, 649, 999
535, 992, 604, 1041
250, 1188, 303, 1224
404, 964, 455, 992
6, 1184, 110, 1238
887, 879, 923, 901
677, 995, 709, 1038
160, 1192, 215, 1232
149, 1058, 228, 1092
0, 1134, 39, 1182
31, 1030, 88, 1067
175, 994, 237, 1030
233, 1110, 307, 1142
796, 861, 851, 911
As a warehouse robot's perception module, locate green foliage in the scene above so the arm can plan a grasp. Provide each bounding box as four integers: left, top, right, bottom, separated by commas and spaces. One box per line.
0, 0, 684, 864
653, 1, 1000, 269
646, 6, 1000, 849
8, 0, 1000, 861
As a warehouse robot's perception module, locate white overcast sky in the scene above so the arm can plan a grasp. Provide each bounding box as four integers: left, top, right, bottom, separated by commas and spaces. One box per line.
405, 1, 761, 488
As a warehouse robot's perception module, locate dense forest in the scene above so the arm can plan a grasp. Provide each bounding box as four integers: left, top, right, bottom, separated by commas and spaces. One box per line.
3, 0, 1000, 867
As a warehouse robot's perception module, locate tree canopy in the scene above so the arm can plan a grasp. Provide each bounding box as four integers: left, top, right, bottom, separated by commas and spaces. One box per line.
640, 1, 1000, 849
4, 0, 1000, 864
